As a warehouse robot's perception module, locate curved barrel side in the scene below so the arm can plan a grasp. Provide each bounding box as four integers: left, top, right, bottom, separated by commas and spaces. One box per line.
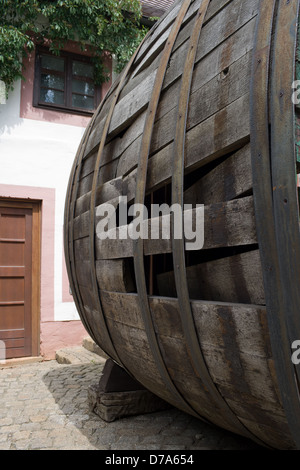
64, 0, 300, 449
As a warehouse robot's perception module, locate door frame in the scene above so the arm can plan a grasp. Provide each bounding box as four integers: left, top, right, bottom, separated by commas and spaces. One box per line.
0, 198, 41, 357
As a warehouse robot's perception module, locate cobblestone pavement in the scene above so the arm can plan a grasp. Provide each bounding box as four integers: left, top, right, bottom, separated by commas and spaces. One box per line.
0, 360, 263, 451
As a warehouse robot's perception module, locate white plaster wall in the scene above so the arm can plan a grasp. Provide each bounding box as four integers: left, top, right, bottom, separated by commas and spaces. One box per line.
0, 81, 86, 321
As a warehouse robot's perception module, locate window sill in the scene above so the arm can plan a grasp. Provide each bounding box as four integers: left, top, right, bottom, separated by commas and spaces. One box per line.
33, 103, 95, 118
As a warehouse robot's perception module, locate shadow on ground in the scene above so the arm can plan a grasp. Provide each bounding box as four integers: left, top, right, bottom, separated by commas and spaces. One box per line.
42, 362, 264, 450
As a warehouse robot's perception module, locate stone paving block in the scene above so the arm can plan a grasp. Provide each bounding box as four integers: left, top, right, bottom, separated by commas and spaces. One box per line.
12, 430, 31, 441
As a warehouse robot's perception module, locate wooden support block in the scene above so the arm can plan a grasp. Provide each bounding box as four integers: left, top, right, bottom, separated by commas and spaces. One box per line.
88, 359, 171, 422
98, 358, 145, 393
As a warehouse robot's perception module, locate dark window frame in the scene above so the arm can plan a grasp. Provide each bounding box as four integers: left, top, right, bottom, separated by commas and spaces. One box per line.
33, 47, 102, 116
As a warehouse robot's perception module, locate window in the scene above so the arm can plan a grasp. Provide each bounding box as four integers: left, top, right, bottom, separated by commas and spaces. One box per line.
33, 48, 102, 115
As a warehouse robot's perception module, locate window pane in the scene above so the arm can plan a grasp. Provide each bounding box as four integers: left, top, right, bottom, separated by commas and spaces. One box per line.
72, 94, 94, 110
41, 55, 65, 72
72, 79, 94, 95
40, 88, 64, 105
72, 60, 93, 79
41, 73, 64, 91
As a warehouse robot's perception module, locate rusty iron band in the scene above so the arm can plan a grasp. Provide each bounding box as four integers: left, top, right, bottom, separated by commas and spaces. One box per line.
270, 0, 300, 384
87, 33, 155, 368
170, 0, 269, 446
250, 0, 300, 449
64, 104, 105, 342
65, 62, 129, 347
133, 0, 206, 419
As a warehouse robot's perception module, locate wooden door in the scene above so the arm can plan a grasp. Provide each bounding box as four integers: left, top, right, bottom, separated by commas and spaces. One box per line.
0, 206, 34, 358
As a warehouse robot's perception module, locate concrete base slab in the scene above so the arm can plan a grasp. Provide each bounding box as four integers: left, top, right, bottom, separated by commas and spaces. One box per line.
82, 336, 109, 360
55, 346, 106, 365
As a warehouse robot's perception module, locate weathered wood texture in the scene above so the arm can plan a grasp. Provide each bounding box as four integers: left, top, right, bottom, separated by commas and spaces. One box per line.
64, 0, 300, 450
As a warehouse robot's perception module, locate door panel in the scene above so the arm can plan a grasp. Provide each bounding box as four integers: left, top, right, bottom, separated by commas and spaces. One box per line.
0, 243, 25, 266
0, 207, 33, 358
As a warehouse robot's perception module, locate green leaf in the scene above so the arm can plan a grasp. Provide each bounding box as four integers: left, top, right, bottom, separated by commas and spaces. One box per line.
0, 0, 148, 93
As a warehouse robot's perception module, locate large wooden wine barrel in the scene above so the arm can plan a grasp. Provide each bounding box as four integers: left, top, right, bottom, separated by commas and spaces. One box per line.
64, 0, 300, 449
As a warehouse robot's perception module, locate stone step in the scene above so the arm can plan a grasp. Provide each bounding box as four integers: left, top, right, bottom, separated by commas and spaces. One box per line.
82, 336, 109, 360
55, 346, 107, 365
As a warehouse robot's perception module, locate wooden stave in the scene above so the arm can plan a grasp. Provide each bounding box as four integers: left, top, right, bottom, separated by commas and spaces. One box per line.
64, 0, 300, 449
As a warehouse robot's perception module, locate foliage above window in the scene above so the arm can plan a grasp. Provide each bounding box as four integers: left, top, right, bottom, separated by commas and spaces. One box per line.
0, 0, 147, 94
